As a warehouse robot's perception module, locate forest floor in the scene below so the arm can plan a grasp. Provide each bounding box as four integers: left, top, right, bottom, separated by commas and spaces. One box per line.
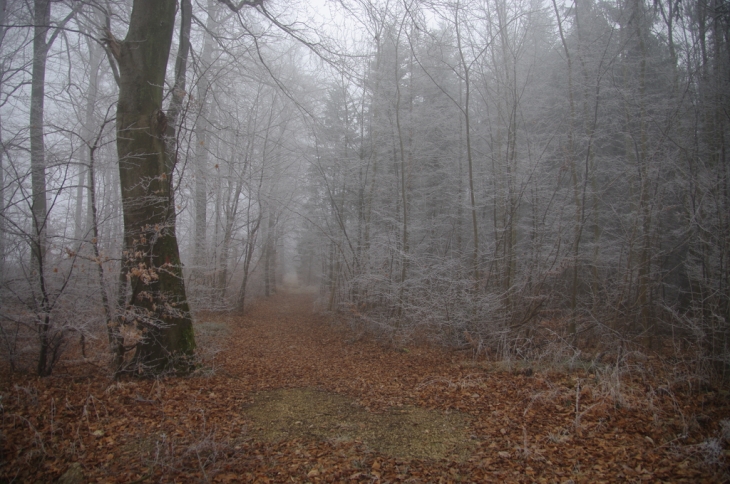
2, 287, 730, 483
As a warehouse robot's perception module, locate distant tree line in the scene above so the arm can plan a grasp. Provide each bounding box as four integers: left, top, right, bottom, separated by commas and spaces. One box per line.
300, 0, 730, 376
0, 0, 727, 378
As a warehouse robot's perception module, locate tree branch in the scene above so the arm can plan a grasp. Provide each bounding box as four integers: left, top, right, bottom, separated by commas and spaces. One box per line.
216, 0, 263, 12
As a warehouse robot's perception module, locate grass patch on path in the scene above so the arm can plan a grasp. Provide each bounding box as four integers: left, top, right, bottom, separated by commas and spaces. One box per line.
243, 388, 475, 460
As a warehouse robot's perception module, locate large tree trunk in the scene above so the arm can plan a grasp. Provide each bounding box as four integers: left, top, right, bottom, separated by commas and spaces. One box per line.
30, 0, 49, 278
0, 0, 7, 288
113, 0, 195, 374
30, 0, 82, 376
30, 0, 52, 376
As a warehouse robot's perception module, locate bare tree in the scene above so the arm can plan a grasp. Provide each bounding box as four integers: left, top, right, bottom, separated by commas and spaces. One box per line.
105, 0, 195, 374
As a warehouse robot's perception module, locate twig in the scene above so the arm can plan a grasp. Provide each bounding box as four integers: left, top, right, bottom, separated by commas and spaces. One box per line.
574, 378, 581, 430
134, 394, 157, 405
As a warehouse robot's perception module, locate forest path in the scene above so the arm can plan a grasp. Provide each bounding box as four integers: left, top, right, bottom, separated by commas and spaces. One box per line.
219, 287, 454, 408
220, 288, 475, 461
208, 289, 726, 482
2, 289, 726, 482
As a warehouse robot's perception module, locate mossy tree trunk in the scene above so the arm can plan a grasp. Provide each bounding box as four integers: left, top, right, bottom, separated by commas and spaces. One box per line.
112, 0, 195, 374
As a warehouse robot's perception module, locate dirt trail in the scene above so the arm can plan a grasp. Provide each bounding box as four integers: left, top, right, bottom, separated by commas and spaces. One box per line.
223, 290, 474, 461
2, 289, 728, 482
220, 290, 452, 407
213, 290, 728, 482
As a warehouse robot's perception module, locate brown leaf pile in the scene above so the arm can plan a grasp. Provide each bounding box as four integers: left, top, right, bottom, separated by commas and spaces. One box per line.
1, 291, 729, 482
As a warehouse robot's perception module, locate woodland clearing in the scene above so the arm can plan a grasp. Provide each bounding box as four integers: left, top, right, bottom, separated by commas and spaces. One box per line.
1, 289, 729, 483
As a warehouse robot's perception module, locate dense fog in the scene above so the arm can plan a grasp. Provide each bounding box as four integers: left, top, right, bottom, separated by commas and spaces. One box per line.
0, 0, 728, 376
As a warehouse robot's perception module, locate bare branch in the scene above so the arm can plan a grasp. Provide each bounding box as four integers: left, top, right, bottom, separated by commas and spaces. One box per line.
216, 0, 263, 12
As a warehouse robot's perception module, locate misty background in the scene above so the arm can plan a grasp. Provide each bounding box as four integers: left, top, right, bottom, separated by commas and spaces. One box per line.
0, 0, 728, 376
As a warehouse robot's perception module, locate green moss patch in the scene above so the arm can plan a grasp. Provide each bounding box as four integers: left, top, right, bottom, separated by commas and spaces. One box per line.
243, 388, 474, 461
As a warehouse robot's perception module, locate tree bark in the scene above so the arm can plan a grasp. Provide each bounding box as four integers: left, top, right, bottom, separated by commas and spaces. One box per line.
30, 0, 52, 376
76, 25, 105, 246
31, 0, 82, 376
264, 207, 275, 297
30, 0, 50, 278
0, 0, 7, 287
88, 117, 123, 367
237, 209, 262, 312
193, 0, 219, 277
113, 0, 195, 374
454, 1, 479, 288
